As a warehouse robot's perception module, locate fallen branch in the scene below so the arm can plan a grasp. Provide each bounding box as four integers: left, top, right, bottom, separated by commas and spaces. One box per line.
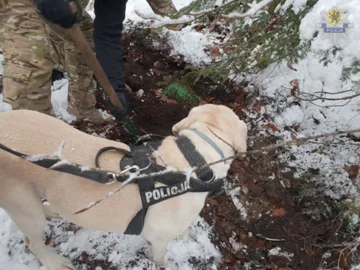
73, 127, 360, 214
256, 234, 285, 242
297, 92, 360, 102
73, 171, 141, 214
313, 241, 360, 248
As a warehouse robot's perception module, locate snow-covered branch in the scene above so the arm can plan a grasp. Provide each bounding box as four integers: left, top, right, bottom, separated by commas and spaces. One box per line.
220, 0, 274, 20
135, 0, 274, 29
134, 10, 195, 28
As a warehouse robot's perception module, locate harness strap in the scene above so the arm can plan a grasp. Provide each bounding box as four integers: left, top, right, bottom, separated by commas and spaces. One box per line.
1, 129, 226, 236
95, 146, 132, 169
0, 144, 112, 184
176, 136, 215, 182
0, 144, 26, 158
190, 129, 225, 159
123, 141, 163, 235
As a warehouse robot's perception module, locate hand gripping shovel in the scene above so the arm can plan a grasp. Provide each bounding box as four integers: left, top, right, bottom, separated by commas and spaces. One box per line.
66, 2, 140, 137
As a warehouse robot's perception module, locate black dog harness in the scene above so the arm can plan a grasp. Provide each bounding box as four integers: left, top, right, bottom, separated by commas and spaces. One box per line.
0, 129, 227, 235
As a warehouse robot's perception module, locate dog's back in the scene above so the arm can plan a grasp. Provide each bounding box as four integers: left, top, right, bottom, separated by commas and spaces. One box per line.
0, 110, 129, 171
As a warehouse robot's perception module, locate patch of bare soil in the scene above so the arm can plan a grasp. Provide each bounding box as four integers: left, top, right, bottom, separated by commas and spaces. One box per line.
69, 27, 359, 270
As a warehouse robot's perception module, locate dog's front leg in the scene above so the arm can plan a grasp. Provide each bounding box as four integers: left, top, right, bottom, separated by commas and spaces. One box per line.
147, 239, 169, 267
181, 228, 190, 242
1, 190, 76, 270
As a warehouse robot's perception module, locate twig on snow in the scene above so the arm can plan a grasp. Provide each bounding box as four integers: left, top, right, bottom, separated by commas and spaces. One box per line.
297, 92, 360, 102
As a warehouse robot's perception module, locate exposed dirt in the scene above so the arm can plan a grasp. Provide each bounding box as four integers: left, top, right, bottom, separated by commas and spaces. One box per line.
62, 28, 360, 269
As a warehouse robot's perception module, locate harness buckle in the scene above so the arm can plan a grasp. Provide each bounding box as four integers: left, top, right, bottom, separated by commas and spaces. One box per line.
105, 165, 141, 185
106, 173, 118, 185
120, 165, 141, 176
206, 173, 216, 183
198, 170, 216, 183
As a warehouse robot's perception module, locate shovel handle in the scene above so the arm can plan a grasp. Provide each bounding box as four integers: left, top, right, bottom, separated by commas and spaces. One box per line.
68, 24, 124, 111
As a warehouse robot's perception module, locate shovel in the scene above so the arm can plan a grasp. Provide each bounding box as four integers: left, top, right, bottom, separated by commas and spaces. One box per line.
66, 12, 139, 137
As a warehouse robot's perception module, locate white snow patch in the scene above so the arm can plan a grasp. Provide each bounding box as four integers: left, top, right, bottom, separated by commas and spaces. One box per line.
0, 48, 3, 74
268, 247, 281, 256
51, 77, 76, 123
250, 0, 360, 204
0, 209, 221, 270
0, 94, 12, 112
24, 141, 65, 163
252, 51, 360, 202
268, 247, 294, 260
25, 154, 48, 162
229, 232, 246, 253
80, 166, 91, 172
228, 187, 248, 219
226, 0, 274, 18
281, 0, 308, 14
49, 159, 71, 169
155, 26, 212, 66
0, 51, 12, 112
274, 105, 305, 128
124, 0, 194, 23
53, 141, 65, 159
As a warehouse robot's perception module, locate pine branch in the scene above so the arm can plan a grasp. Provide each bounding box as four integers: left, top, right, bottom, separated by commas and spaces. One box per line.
73, 127, 360, 215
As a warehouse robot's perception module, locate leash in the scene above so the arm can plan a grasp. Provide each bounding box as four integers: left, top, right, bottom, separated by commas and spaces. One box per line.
0, 143, 140, 184
0, 130, 227, 235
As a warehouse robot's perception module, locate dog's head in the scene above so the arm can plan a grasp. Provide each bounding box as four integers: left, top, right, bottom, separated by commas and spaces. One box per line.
172, 104, 248, 153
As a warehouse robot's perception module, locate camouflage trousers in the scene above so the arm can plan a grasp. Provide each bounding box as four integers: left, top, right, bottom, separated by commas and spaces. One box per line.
146, 0, 177, 17
0, 0, 177, 115
0, 0, 97, 114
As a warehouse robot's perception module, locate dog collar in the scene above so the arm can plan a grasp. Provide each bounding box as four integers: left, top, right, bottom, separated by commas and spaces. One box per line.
188, 128, 225, 159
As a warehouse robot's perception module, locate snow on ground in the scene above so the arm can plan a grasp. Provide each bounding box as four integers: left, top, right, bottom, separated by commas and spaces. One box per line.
245, 0, 360, 205
125, 0, 216, 66
0, 211, 220, 270
153, 25, 213, 66
0, 50, 12, 112
50, 76, 76, 123
125, 0, 193, 22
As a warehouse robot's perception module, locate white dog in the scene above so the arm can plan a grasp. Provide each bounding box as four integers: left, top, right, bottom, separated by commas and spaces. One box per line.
0, 104, 247, 270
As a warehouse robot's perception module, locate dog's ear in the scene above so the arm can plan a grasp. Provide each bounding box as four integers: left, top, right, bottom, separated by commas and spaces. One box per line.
233, 121, 248, 153
172, 114, 197, 136
172, 106, 208, 136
